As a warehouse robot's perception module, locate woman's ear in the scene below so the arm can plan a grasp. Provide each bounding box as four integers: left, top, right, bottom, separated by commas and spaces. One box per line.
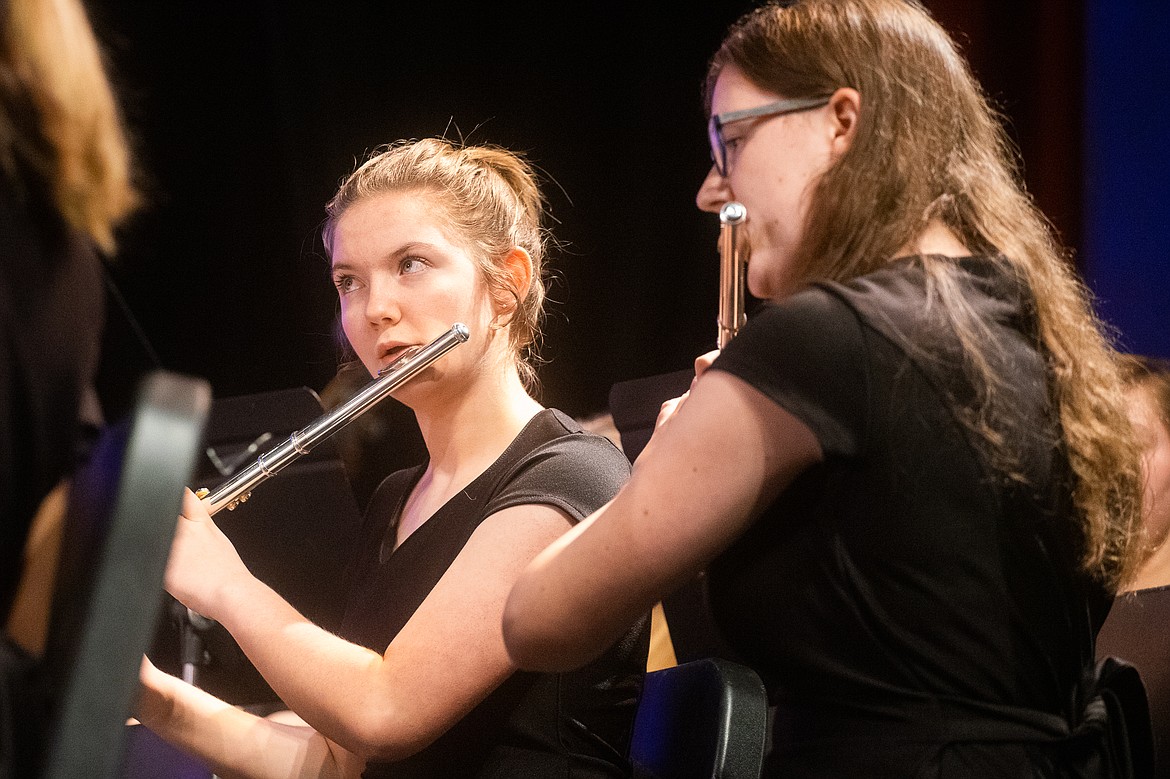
493, 247, 532, 325
827, 87, 861, 161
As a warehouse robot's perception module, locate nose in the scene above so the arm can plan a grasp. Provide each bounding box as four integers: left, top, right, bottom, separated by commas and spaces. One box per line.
696, 166, 732, 214
364, 277, 401, 326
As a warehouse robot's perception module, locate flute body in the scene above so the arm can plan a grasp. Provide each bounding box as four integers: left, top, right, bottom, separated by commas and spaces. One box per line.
717, 201, 748, 349
200, 323, 469, 515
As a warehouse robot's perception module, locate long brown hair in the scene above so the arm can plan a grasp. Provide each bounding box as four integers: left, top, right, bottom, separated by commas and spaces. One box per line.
707, 0, 1144, 588
0, 0, 139, 254
323, 138, 549, 391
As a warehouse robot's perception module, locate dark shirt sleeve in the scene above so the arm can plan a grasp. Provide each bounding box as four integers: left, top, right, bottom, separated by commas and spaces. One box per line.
483, 433, 630, 522
0, 175, 104, 621
711, 285, 868, 459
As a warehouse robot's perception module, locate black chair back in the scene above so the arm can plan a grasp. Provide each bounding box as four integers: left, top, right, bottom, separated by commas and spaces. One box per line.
39, 371, 209, 779
630, 657, 768, 779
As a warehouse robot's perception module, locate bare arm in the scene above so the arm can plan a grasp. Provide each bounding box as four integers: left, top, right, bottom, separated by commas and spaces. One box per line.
503, 369, 822, 671
136, 657, 363, 779
159, 491, 574, 763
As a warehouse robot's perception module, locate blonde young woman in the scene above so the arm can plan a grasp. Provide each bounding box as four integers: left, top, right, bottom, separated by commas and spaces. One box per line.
136, 139, 647, 778
504, 1, 1149, 776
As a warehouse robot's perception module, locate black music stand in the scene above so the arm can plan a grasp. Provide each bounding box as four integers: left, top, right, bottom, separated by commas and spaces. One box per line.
609, 371, 742, 665
36, 371, 210, 779
608, 369, 692, 463
148, 386, 365, 707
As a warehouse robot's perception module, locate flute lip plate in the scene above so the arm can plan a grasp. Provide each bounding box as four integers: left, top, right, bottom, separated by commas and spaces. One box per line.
375, 324, 467, 376
377, 345, 421, 376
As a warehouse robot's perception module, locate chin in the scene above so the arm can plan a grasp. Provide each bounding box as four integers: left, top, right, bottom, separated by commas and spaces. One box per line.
747, 265, 776, 301
750, 261, 805, 303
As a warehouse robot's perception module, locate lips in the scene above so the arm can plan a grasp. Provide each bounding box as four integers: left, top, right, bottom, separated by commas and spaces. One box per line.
376, 343, 417, 372
381, 344, 413, 361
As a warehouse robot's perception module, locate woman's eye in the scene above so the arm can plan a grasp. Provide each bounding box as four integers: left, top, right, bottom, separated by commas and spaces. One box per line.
333, 275, 360, 294
401, 257, 427, 274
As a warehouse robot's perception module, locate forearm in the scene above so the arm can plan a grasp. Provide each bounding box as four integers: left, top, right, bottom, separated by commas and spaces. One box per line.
204, 574, 395, 757
168, 491, 399, 756
503, 494, 689, 672
137, 664, 348, 779
168, 500, 571, 762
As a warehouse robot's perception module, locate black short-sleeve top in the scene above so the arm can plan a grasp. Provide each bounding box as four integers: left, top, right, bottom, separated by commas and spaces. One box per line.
709, 256, 1106, 774
340, 408, 647, 778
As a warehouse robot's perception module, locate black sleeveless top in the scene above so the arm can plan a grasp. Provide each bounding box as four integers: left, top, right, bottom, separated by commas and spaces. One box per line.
340, 409, 647, 778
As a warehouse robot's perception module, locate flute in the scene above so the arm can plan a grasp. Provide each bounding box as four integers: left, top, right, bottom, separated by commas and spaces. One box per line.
717, 201, 747, 349
197, 323, 469, 515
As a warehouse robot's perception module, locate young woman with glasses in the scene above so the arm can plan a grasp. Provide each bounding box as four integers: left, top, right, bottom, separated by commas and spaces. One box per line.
504, 1, 1150, 775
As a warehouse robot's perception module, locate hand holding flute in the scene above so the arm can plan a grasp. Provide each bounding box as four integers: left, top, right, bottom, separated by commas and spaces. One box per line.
171, 324, 468, 616
657, 202, 748, 430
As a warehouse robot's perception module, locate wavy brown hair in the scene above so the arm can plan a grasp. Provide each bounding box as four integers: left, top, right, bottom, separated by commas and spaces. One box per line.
706, 0, 1144, 589
323, 138, 549, 391
0, 0, 139, 253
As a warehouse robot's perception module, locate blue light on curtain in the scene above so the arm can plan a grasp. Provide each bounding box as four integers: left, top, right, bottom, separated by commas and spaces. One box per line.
1083, 0, 1170, 359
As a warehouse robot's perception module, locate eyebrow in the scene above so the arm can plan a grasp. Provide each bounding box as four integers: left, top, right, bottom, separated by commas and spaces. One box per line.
331, 241, 442, 272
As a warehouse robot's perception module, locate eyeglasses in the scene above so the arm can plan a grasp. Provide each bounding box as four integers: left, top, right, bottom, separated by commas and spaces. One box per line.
707, 95, 832, 177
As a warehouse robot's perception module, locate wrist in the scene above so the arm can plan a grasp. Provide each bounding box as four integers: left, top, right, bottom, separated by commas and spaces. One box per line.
207, 570, 264, 633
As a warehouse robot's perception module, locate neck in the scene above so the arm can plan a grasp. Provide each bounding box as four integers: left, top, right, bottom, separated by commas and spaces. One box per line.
389, 357, 542, 550
414, 360, 542, 480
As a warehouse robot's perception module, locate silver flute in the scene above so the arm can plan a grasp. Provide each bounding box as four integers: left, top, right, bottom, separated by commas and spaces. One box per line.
717, 201, 748, 349
197, 323, 469, 515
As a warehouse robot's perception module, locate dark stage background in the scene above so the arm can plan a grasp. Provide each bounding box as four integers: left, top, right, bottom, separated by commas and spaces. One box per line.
88, 0, 1168, 435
